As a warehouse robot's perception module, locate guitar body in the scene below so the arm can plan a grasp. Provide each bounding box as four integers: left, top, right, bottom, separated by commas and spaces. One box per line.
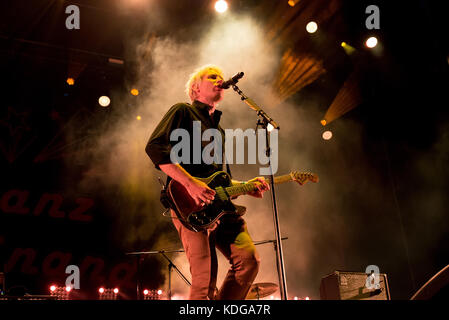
168, 171, 246, 231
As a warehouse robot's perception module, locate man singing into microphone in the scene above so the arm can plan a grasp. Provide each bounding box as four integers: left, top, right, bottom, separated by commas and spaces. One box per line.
145, 65, 269, 300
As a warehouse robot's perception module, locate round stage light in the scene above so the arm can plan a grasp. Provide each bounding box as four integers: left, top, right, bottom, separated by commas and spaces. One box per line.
215, 0, 228, 13
288, 0, 300, 7
306, 21, 318, 33
320, 119, 327, 126
365, 36, 378, 48
130, 88, 139, 96
113, 288, 119, 294
50, 285, 56, 292
65, 286, 72, 292
66, 77, 75, 85
157, 289, 162, 295
143, 289, 149, 295
322, 130, 333, 140
98, 96, 111, 107
99, 287, 105, 294
136, 115, 141, 121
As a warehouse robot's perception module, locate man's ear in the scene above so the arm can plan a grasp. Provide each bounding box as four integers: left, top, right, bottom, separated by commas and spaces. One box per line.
192, 83, 200, 96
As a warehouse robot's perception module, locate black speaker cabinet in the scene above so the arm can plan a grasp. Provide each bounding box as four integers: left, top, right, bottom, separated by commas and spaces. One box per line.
320, 270, 391, 300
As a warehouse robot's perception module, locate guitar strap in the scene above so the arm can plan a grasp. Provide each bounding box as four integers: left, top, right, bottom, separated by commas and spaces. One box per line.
223, 146, 232, 178
225, 161, 232, 178
159, 180, 173, 210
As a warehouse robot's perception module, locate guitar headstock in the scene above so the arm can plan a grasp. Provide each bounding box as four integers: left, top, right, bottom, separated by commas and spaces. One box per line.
290, 171, 319, 185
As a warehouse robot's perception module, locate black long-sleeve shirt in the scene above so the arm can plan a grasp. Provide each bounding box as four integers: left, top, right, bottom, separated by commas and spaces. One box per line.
146, 100, 229, 179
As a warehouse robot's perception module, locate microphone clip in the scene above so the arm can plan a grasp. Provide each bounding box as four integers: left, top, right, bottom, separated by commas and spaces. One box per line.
220, 72, 244, 89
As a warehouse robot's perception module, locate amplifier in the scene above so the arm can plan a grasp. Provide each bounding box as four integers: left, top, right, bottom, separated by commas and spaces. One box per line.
320, 270, 391, 300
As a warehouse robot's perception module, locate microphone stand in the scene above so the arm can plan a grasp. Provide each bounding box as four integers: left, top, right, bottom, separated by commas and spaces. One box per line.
231, 84, 288, 300
126, 249, 190, 300
160, 251, 192, 300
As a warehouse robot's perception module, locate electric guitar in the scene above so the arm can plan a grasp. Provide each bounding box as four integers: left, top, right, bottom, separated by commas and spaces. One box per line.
167, 170, 319, 232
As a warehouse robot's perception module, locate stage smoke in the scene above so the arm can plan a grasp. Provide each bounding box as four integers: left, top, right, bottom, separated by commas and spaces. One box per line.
68, 9, 425, 300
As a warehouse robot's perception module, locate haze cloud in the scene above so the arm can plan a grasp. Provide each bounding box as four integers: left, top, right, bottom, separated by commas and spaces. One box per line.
69, 10, 434, 299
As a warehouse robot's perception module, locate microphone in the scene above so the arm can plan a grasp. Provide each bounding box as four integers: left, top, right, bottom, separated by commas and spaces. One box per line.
219, 72, 244, 89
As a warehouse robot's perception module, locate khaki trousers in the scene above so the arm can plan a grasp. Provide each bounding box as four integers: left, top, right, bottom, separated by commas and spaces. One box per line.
171, 210, 260, 300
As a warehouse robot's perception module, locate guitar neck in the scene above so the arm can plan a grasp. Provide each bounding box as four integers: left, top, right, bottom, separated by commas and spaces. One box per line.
224, 174, 293, 198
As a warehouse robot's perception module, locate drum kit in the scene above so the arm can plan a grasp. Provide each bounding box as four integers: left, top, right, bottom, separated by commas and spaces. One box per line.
246, 282, 278, 300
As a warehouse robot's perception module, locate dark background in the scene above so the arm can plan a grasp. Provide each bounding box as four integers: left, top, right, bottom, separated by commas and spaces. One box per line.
0, 0, 448, 300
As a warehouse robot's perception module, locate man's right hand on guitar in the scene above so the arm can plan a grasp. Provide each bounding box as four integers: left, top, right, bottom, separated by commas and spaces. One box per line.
159, 163, 216, 206
186, 178, 216, 206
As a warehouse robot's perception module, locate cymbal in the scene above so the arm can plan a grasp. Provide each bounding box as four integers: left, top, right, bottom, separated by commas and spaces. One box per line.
246, 282, 278, 300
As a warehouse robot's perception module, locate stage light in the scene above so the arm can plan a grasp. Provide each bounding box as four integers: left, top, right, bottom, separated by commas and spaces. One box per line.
143, 289, 163, 300
306, 21, 318, 33
288, 0, 300, 7
136, 115, 141, 121
49, 285, 71, 300
130, 88, 139, 96
267, 123, 274, 132
322, 130, 332, 140
215, 0, 228, 13
320, 119, 327, 126
98, 96, 110, 107
305, 296, 310, 300
365, 36, 378, 48
341, 42, 356, 55
98, 287, 119, 300
66, 77, 75, 85
294, 296, 298, 300
323, 70, 361, 124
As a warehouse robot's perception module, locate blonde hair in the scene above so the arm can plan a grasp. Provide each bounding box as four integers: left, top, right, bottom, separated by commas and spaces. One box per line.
185, 64, 224, 102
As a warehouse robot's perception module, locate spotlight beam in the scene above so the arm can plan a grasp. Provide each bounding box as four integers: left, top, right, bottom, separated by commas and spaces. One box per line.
322, 70, 361, 125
